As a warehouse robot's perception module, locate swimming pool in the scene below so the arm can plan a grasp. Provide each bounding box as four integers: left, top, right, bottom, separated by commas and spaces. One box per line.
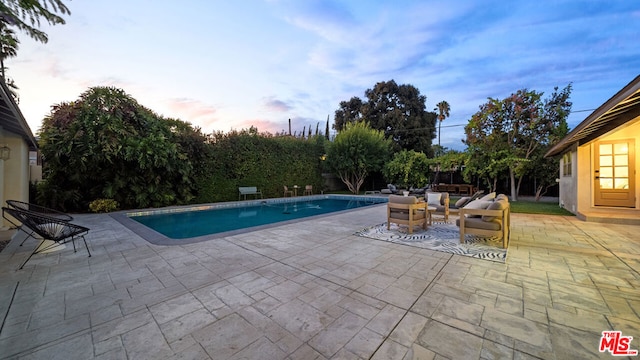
112, 195, 387, 245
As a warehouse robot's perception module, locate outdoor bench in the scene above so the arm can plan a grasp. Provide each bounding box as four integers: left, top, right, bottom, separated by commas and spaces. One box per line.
238, 186, 263, 200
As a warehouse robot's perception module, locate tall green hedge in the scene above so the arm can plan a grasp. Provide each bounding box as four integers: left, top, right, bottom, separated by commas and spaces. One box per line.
194, 129, 326, 203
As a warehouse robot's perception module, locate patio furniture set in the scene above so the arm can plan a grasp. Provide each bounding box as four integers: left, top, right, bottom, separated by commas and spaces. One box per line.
387, 190, 510, 248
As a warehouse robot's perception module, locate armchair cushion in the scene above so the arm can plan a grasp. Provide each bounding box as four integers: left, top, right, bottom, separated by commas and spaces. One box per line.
482, 199, 509, 222
462, 200, 493, 217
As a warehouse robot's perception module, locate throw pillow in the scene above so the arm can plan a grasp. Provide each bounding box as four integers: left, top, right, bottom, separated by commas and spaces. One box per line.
478, 192, 496, 202
462, 199, 493, 217
455, 196, 471, 208
427, 192, 441, 206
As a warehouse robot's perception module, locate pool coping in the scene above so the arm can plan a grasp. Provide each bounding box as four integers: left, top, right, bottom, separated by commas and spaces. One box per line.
110, 194, 388, 246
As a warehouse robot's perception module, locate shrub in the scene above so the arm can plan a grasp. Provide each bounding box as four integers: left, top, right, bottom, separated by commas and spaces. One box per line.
89, 199, 120, 213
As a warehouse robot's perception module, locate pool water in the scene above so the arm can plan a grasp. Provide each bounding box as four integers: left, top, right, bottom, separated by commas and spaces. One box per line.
130, 197, 385, 239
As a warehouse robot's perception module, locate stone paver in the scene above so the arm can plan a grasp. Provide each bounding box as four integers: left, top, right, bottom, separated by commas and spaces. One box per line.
0, 204, 638, 359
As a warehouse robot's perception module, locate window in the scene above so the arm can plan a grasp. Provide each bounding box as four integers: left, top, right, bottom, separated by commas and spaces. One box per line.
562, 152, 572, 176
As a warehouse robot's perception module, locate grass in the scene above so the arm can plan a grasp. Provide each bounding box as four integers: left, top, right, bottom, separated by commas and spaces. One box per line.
448, 196, 574, 216
509, 200, 574, 216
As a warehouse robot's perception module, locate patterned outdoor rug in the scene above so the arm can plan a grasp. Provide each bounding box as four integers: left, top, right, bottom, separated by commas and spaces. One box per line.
355, 222, 507, 263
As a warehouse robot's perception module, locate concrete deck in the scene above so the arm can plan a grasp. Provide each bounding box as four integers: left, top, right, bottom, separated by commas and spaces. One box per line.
0, 205, 638, 359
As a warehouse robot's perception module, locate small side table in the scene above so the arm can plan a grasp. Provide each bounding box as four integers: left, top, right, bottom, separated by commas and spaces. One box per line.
426, 206, 436, 226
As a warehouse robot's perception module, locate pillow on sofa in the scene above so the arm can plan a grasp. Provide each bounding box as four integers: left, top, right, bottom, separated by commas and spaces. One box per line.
482, 199, 509, 222
478, 192, 496, 201
455, 196, 471, 208
427, 192, 441, 206
462, 199, 493, 217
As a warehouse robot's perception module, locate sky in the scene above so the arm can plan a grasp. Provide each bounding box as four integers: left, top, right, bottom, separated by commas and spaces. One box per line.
7, 0, 640, 150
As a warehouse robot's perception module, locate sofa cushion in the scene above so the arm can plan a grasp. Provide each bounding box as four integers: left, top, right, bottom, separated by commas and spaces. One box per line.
495, 194, 509, 201
482, 199, 509, 222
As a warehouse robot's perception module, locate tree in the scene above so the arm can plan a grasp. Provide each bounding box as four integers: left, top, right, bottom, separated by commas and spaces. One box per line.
38, 86, 197, 211
334, 96, 364, 131
383, 150, 430, 189
0, 0, 70, 43
435, 100, 450, 148
0, 23, 18, 78
464, 85, 572, 200
326, 122, 391, 194
0, 23, 19, 100
334, 80, 437, 155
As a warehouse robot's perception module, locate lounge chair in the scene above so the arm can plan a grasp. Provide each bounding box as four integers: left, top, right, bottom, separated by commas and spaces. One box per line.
456, 194, 510, 248
425, 191, 450, 221
449, 190, 485, 214
304, 185, 313, 196
2, 206, 91, 269
4, 200, 74, 246
386, 194, 428, 234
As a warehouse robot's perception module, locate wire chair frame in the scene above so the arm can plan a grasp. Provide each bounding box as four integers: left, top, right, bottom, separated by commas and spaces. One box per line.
2, 207, 91, 270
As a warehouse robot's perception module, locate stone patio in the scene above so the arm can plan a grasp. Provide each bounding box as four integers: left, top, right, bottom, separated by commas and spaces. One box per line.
0, 204, 638, 359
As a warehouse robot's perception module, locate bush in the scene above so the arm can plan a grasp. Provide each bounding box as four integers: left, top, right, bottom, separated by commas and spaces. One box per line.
89, 199, 120, 213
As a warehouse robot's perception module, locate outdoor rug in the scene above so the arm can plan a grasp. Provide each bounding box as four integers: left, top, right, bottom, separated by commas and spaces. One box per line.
355, 222, 507, 263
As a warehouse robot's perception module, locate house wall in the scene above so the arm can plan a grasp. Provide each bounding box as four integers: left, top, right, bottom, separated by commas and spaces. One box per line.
558, 145, 578, 214
576, 117, 640, 217
0, 129, 31, 228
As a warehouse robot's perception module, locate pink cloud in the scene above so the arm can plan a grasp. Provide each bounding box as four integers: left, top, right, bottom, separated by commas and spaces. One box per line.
164, 98, 219, 129
233, 118, 287, 134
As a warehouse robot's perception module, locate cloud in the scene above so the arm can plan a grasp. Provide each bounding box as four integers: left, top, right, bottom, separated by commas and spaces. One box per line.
263, 97, 293, 112
164, 98, 219, 130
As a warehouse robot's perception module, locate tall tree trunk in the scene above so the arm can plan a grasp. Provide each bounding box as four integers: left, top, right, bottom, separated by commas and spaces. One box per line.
509, 167, 518, 201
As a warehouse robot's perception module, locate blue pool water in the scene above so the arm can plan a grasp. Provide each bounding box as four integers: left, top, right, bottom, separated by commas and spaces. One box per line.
129, 197, 386, 240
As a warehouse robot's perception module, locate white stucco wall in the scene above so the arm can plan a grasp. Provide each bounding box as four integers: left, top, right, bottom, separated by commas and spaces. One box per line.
558, 147, 578, 214
577, 117, 640, 216
1, 129, 31, 228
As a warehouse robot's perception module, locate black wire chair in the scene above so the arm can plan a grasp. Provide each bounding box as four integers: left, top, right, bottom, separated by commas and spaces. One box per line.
2, 206, 91, 269
4, 200, 73, 247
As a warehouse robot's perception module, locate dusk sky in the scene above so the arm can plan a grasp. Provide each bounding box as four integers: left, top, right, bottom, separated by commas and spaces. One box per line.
8, 1, 640, 150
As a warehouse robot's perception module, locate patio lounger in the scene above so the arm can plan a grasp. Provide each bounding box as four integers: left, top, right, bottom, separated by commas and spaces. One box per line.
449, 190, 485, 214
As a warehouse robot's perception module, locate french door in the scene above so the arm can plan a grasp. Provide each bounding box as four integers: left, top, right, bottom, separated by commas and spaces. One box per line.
594, 139, 635, 207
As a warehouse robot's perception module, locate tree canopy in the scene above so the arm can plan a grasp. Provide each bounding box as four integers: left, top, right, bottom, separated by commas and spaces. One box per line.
383, 150, 430, 189
334, 80, 437, 156
37, 86, 204, 211
464, 85, 572, 200
0, 0, 69, 43
326, 121, 391, 194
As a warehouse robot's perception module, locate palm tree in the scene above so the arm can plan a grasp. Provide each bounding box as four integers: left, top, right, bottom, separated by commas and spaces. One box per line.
0, 23, 19, 79
0, 0, 70, 43
435, 101, 450, 148
0, 22, 20, 101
